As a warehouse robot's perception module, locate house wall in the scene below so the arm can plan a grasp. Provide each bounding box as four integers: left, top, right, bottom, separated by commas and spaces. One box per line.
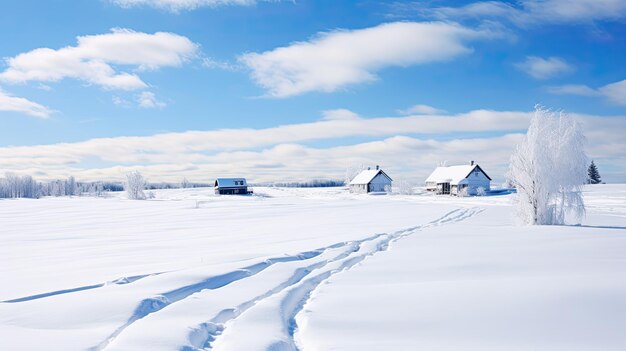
369, 173, 392, 192
458, 169, 490, 195
215, 187, 248, 195
349, 184, 368, 194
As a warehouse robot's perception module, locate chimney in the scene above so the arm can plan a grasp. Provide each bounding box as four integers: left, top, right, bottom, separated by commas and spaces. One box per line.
376, 165, 380, 170
471, 160, 474, 166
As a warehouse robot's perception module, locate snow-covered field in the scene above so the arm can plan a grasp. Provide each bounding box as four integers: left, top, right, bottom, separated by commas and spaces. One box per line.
1, 185, 626, 351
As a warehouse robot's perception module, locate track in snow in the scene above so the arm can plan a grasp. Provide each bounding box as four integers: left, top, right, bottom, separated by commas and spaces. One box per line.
185, 207, 484, 351
22, 206, 481, 351
1, 272, 166, 303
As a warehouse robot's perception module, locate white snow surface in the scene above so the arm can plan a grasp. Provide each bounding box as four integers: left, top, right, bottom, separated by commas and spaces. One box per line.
1, 185, 625, 351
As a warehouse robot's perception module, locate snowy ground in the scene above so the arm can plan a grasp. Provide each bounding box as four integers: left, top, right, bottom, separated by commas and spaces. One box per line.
1, 185, 625, 351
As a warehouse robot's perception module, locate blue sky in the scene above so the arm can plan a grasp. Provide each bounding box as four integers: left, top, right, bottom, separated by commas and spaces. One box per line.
0, 0, 625, 183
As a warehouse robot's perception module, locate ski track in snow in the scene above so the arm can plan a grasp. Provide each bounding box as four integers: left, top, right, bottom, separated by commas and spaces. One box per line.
178, 207, 481, 351
6, 206, 482, 351
1, 272, 167, 304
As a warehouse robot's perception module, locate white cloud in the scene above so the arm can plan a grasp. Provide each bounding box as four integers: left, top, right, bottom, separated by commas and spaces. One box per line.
0, 89, 54, 118
424, 0, 626, 26
0, 28, 198, 91
112, 95, 131, 107
547, 79, 626, 105
546, 84, 600, 96
2, 108, 625, 182
202, 57, 239, 71
515, 56, 574, 79
239, 21, 505, 97
397, 104, 447, 115
599, 79, 626, 105
321, 109, 361, 121
137, 91, 167, 109
0, 109, 532, 172
36, 84, 52, 91
0, 110, 626, 183
111, 0, 257, 12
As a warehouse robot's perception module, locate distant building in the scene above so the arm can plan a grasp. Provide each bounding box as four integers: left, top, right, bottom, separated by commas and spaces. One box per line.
215, 178, 250, 195
425, 161, 491, 195
349, 166, 392, 194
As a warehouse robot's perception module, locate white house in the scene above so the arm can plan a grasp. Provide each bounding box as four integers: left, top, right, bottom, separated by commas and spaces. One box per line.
215, 178, 250, 195
425, 162, 491, 195
349, 166, 392, 194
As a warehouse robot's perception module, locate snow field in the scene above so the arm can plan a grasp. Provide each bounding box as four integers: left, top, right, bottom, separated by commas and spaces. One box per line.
1, 185, 625, 350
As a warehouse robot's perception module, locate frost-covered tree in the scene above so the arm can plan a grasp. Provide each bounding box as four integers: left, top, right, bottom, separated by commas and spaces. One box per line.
180, 177, 190, 189
0, 173, 40, 199
476, 186, 487, 196
125, 171, 147, 200
457, 187, 469, 197
508, 106, 587, 225
50, 180, 65, 197
344, 164, 365, 185
394, 179, 414, 195
501, 179, 515, 189
587, 160, 602, 184
66, 176, 78, 196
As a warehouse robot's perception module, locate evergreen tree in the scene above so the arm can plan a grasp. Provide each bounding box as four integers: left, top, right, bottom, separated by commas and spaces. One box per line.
587, 160, 602, 184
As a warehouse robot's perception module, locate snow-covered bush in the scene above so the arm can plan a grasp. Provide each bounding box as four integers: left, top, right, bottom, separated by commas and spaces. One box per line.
125, 171, 147, 200
384, 184, 392, 194
501, 179, 515, 189
394, 179, 414, 195
476, 187, 487, 196
457, 187, 469, 197
508, 106, 587, 225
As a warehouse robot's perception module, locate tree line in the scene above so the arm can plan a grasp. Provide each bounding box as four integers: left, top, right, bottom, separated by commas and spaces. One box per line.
0, 173, 209, 199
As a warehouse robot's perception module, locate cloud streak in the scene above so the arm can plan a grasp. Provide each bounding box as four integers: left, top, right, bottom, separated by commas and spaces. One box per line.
240, 21, 506, 97
137, 91, 167, 108
0, 28, 198, 91
420, 0, 626, 26
1, 109, 624, 182
515, 56, 574, 79
0, 89, 54, 118
397, 104, 446, 115
547, 78, 626, 105
110, 0, 260, 12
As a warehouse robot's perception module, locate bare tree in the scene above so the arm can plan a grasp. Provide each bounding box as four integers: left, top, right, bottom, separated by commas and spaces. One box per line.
395, 179, 414, 195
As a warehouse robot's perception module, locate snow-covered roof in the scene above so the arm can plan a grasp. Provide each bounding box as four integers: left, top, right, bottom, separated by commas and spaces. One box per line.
349, 169, 392, 185
215, 178, 247, 188
425, 165, 491, 185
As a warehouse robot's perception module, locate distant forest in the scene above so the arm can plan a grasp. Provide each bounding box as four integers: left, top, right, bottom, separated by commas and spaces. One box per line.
0, 173, 344, 199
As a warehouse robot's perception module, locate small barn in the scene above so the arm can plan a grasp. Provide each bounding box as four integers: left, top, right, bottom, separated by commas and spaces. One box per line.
349, 166, 392, 194
425, 162, 491, 196
214, 178, 250, 195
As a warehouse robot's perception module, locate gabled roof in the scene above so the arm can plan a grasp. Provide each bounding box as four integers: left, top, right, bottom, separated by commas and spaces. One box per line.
349, 169, 392, 185
425, 164, 491, 185
215, 178, 247, 188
